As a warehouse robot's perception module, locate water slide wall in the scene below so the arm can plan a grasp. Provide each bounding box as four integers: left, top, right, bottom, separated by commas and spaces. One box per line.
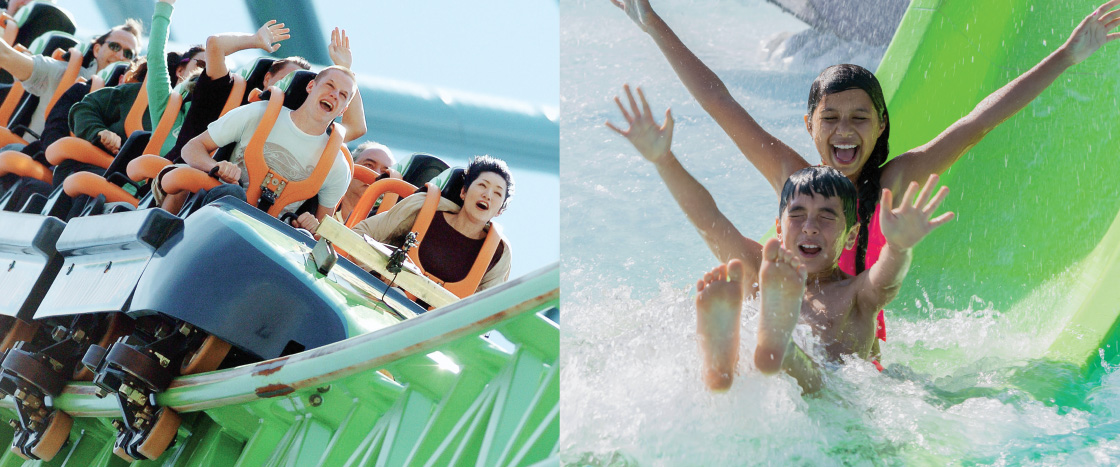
878, 0, 1120, 377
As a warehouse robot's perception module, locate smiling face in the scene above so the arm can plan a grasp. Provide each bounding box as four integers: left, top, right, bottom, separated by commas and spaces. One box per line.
304, 68, 356, 121
778, 192, 858, 274
805, 88, 885, 180
93, 29, 139, 70
459, 171, 508, 224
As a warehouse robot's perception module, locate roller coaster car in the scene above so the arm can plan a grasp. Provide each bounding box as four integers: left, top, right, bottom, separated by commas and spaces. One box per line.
22, 79, 159, 218
0, 200, 422, 461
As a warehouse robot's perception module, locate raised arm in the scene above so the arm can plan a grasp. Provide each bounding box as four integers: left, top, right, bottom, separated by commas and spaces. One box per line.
204, 19, 289, 79
857, 174, 954, 312
884, 1, 1120, 196
147, 0, 175, 128
607, 84, 762, 268
610, 0, 808, 192
328, 28, 366, 142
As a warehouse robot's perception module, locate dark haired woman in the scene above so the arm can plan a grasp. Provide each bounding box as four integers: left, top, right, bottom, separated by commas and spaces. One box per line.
309, 155, 515, 293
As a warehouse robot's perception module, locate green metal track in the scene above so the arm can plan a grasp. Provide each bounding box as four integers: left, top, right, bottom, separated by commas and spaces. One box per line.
877, 0, 1120, 373
0, 265, 559, 466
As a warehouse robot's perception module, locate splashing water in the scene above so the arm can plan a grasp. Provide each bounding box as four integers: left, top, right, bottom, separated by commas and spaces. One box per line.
561, 283, 1120, 465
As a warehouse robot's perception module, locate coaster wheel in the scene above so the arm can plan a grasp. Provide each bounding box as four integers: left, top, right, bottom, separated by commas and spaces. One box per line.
74, 314, 131, 381
135, 407, 180, 460
104, 343, 171, 391
180, 335, 231, 375
2, 349, 63, 396
0, 319, 37, 352
112, 445, 136, 463
28, 410, 71, 461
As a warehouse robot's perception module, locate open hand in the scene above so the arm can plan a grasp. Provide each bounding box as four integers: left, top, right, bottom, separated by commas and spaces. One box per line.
257, 20, 290, 53
328, 27, 352, 69
605, 84, 674, 164
97, 130, 121, 153
609, 0, 657, 32
878, 174, 955, 251
1062, 0, 1120, 64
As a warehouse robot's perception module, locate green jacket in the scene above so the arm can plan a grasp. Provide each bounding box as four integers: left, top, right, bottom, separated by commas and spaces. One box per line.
68, 82, 151, 147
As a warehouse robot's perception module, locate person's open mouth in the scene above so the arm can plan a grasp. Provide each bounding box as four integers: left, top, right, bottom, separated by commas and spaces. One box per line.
798, 243, 822, 257
833, 144, 859, 164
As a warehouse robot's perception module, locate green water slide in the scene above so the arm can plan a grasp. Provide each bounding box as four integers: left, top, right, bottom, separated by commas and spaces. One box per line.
878, 0, 1120, 374
0, 265, 559, 466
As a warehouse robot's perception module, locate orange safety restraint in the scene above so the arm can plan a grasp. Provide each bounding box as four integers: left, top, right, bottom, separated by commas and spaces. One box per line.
58, 92, 182, 207
43, 47, 83, 118
242, 87, 347, 217
344, 177, 418, 228
403, 185, 503, 299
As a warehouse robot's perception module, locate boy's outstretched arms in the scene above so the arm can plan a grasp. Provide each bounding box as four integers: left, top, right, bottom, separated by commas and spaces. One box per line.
857, 174, 955, 312
885, 0, 1120, 198
609, 0, 808, 193
606, 84, 762, 270
204, 19, 290, 80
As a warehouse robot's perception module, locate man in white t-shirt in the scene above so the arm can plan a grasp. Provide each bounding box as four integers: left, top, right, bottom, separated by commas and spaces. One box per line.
180, 65, 356, 221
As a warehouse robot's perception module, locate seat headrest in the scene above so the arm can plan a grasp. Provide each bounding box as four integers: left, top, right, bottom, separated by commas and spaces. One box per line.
15, 2, 76, 46
242, 56, 275, 92
400, 153, 450, 187
256, 69, 316, 110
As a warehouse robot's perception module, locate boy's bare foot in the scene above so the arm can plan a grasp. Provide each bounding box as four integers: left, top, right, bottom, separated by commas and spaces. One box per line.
755, 238, 807, 375
695, 260, 747, 391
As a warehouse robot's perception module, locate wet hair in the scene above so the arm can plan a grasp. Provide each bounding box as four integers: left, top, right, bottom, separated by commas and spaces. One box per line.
463, 155, 514, 213
268, 56, 311, 76
807, 64, 889, 273
83, 18, 143, 68
779, 166, 858, 229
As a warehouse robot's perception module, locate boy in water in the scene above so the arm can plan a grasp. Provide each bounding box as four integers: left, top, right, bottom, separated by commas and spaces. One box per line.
607, 85, 954, 393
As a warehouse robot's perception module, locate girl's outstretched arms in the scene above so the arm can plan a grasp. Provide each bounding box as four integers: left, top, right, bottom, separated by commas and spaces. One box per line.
883, 0, 1120, 200
610, 0, 808, 193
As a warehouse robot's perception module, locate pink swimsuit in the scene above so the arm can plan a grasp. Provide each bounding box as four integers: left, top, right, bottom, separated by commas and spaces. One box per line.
838, 205, 887, 371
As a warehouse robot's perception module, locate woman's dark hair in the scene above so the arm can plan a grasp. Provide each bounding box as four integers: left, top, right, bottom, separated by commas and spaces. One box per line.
463, 155, 514, 213
167, 45, 204, 87
807, 64, 889, 273
121, 57, 148, 84
779, 166, 858, 229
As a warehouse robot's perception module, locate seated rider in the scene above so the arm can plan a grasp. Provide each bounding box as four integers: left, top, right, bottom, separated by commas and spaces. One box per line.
607, 85, 954, 393
302, 155, 515, 294
178, 65, 356, 221
0, 19, 141, 139
336, 140, 395, 221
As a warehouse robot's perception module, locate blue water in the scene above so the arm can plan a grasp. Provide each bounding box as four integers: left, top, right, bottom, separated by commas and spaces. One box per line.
559, 0, 1120, 464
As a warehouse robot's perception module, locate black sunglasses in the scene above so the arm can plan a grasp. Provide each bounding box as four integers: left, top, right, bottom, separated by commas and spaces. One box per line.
105, 41, 134, 60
